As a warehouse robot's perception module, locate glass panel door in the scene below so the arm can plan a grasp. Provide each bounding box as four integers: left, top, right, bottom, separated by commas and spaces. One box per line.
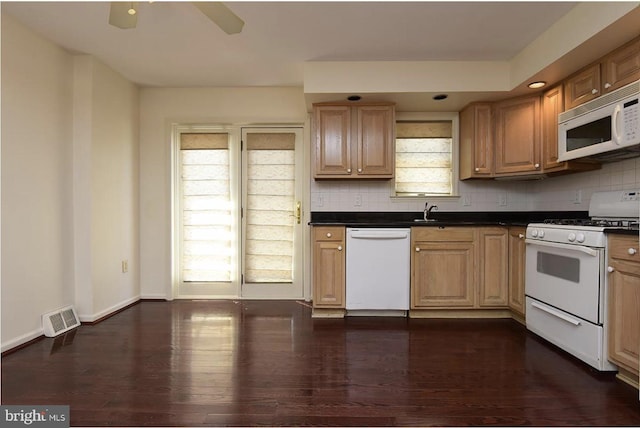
241, 128, 304, 299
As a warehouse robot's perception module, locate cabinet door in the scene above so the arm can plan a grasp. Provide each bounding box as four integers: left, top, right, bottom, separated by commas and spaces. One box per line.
564, 63, 601, 110
356, 105, 395, 177
459, 103, 493, 179
411, 241, 475, 308
508, 227, 526, 316
478, 228, 508, 307
541, 85, 564, 171
314, 106, 351, 177
607, 259, 640, 375
602, 36, 640, 94
312, 227, 345, 308
494, 96, 541, 175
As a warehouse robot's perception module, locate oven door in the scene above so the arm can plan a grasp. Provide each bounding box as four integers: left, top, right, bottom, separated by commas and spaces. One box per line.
525, 239, 604, 324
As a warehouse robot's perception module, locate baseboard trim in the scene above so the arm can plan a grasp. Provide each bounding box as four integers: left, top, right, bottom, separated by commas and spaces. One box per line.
1, 329, 45, 355
409, 309, 514, 319
80, 296, 141, 325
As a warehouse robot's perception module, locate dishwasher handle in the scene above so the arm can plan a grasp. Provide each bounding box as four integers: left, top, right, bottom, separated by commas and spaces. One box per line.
349, 230, 409, 240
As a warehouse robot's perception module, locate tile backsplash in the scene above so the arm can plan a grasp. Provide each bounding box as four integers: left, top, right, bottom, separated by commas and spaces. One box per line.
310, 157, 640, 213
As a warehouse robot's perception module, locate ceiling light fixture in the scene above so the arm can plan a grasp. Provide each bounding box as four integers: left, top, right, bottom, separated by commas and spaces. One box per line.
528, 81, 546, 89
127, 3, 136, 15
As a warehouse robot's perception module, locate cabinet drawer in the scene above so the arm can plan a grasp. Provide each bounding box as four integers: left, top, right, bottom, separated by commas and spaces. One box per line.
412, 227, 474, 242
609, 235, 640, 263
314, 226, 345, 242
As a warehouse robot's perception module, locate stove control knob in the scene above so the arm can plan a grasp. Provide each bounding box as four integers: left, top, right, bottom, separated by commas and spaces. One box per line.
576, 233, 586, 243
538, 230, 545, 238
568, 232, 576, 242
531, 229, 538, 238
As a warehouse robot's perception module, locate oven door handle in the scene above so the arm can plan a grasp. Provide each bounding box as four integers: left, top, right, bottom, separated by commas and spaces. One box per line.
525, 239, 598, 257
530, 301, 581, 326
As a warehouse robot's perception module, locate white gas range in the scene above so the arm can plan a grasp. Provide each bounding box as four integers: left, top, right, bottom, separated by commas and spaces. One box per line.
525, 190, 639, 371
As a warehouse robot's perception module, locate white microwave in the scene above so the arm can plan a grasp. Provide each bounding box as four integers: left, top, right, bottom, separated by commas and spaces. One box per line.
558, 79, 640, 162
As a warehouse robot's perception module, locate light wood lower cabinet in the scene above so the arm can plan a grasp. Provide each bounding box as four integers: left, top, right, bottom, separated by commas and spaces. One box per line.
312, 227, 345, 308
508, 227, 526, 317
607, 234, 640, 377
478, 227, 509, 307
411, 228, 476, 308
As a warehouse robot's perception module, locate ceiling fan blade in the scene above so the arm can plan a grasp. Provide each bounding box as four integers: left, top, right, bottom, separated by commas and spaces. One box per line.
109, 2, 138, 29
193, 2, 244, 35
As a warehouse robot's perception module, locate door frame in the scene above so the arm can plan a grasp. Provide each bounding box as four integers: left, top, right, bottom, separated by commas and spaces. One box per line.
170, 122, 310, 300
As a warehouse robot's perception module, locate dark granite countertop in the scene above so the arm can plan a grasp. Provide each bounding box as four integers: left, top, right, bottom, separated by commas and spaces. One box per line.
309, 211, 589, 228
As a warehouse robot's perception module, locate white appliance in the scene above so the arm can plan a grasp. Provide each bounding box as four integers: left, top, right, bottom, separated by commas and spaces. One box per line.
346, 228, 411, 315
558, 79, 640, 162
525, 190, 639, 371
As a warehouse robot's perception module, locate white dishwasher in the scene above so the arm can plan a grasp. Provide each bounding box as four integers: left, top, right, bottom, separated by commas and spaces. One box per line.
346, 228, 411, 315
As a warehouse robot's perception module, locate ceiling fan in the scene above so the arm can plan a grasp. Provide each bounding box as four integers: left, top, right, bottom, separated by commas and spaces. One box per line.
108, 2, 244, 35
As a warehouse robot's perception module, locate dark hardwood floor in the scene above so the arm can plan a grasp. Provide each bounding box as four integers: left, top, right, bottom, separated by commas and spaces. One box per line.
2, 300, 640, 426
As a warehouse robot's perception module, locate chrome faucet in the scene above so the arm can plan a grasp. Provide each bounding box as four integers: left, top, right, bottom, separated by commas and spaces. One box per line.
424, 202, 438, 221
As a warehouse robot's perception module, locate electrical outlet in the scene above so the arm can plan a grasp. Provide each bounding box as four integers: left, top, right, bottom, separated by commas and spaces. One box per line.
498, 193, 507, 207
317, 195, 324, 207
122, 260, 128, 273
573, 190, 582, 204
462, 194, 471, 206
355, 194, 362, 206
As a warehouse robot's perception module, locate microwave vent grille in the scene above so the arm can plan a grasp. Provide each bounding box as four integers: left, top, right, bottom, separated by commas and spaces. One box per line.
559, 79, 640, 123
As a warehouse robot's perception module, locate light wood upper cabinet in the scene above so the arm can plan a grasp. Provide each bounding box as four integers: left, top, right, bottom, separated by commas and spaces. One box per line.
564, 63, 601, 110
313, 102, 395, 179
312, 227, 346, 308
607, 234, 640, 376
411, 228, 475, 308
313, 105, 351, 177
477, 228, 508, 307
541, 84, 564, 171
563, 35, 640, 110
602, 36, 640, 94
508, 227, 526, 317
494, 95, 541, 176
459, 103, 493, 179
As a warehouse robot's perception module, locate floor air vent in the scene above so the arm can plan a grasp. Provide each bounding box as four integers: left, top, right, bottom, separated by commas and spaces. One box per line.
43, 306, 80, 337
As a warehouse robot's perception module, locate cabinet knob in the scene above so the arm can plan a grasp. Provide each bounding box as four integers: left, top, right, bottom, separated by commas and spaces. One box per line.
604, 82, 612, 89
347, 168, 352, 173
475, 167, 480, 172
326, 232, 332, 238
534, 163, 540, 169
357, 168, 362, 173
337, 245, 343, 251
591, 88, 598, 95
628, 248, 637, 256
415, 247, 421, 252
518, 234, 524, 239
607, 266, 615, 273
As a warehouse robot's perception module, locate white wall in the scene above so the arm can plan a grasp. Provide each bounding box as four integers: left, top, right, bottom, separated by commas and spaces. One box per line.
1, 14, 141, 350
75, 56, 140, 321
1, 13, 75, 349
138, 87, 307, 299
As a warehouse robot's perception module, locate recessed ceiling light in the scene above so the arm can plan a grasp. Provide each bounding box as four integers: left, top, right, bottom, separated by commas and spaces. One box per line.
433, 94, 448, 101
528, 81, 546, 89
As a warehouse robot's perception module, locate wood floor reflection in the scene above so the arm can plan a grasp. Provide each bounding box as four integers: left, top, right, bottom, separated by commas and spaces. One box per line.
2, 300, 640, 426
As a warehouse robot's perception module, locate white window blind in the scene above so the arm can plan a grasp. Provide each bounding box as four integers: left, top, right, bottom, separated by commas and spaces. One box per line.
395, 121, 453, 196
245, 133, 295, 283
180, 133, 232, 282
